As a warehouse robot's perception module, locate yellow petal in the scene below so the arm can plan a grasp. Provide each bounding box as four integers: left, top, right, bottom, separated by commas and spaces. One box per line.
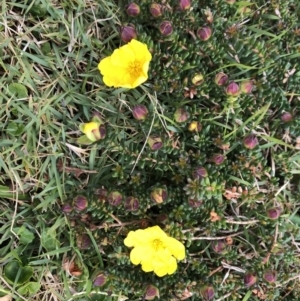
166, 256, 177, 275
152, 249, 174, 277
128, 39, 152, 62
165, 237, 185, 260
130, 246, 154, 266
124, 229, 152, 247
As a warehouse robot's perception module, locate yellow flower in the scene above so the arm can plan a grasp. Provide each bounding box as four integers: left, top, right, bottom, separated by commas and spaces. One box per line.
124, 226, 185, 277
98, 39, 152, 89
79, 114, 106, 142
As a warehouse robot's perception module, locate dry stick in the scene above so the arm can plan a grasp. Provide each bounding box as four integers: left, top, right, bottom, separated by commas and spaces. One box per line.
225, 219, 259, 225
192, 231, 243, 241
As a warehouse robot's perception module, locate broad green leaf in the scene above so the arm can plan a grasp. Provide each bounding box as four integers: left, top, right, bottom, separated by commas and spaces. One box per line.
77, 135, 93, 145
6, 122, 25, 137
4, 261, 33, 285
17, 282, 41, 295
8, 83, 28, 98
41, 229, 59, 251
13, 226, 35, 245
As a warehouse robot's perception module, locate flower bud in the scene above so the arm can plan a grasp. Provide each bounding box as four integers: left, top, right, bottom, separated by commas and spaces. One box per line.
93, 273, 107, 287
191, 73, 204, 86
188, 198, 202, 208
197, 27, 212, 41
267, 207, 281, 220
212, 154, 225, 165
94, 188, 108, 202
204, 9, 213, 23
132, 105, 148, 120
281, 112, 293, 123
120, 25, 137, 43
77, 233, 91, 249
145, 284, 160, 300
174, 108, 189, 123
226, 82, 239, 97
74, 195, 88, 211
148, 135, 163, 151
263, 270, 277, 283
215, 72, 228, 86
126, 3, 140, 17
243, 134, 258, 149
125, 196, 139, 211
179, 0, 191, 11
79, 121, 106, 142
159, 21, 173, 36
200, 286, 215, 301
108, 191, 123, 206
188, 121, 202, 132
244, 273, 257, 287
150, 187, 167, 204
193, 166, 208, 179
212, 240, 227, 253
240, 80, 253, 94
62, 203, 73, 213
150, 3, 163, 17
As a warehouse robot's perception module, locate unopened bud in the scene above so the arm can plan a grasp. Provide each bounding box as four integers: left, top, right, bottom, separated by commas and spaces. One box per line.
126, 3, 140, 17
212, 154, 225, 165
188, 199, 202, 208
108, 191, 123, 206
179, 0, 191, 11
244, 273, 257, 287
62, 203, 73, 213
132, 105, 148, 120
192, 73, 204, 86
159, 21, 173, 36
281, 112, 293, 123
267, 207, 281, 220
174, 108, 189, 123
243, 134, 258, 150
263, 270, 277, 283
197, 27, 212, 41
93, 273, 107, 287
240, 80, 253, 94
120, 25, 137, 43
125, 197, 139, 211
212, 240, 227, 253
148, 135, 163, 151
188, 121, 202, 132
226, 81, 239, 97
150, 187, 168, 204
193, 166, 208, 179
200, 286, 215, 301
145, 284, 160, 300
215, 72, 228, 86
204, 9, 213, 23
150, 3, 163, 17
94, 188, 107, 202
77, 233, 91, 249
74, 195, 88, 211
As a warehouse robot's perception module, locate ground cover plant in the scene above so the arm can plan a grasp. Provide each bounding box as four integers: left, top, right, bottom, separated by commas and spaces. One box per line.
0, 0, 300, 300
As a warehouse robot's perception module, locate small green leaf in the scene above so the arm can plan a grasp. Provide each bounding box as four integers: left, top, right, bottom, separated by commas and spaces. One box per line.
8, 83, 28, 98
17, 282, 41, 295
4, 261, 33, 285
41, 229, 59, 251
14, 226, 35, 245
6, 122, 24, 137
77, 135, 93, 145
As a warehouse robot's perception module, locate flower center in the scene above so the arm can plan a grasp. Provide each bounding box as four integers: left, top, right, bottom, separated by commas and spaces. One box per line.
128, 61, 142, 77
152, 239, 164, 251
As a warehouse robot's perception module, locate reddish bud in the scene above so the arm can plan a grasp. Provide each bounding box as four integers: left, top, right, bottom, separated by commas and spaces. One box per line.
179, 0, 191, 11
240, 80, 253, 94
148, 135, 163, 151
197, 27, 212, 41
204, 9, 213, 23
77, 233, 91, 249
200, 286, 215, 301
62, 203, 73, 213
193, 166, 208, 179
132, 105, 148, 120
126, 3, 140, 17
74, 195, 88, 211
226, 82, 239, 97
150, 3, 163, 17
244, 273, 257, 287
93, 273, 107, 287
212, 240, 227, 253
281, 112, 293, 123
212, 154, 225, 165
267, 207, 281, 220
263, 270, 277, 283
150, 187, 168, 204
108, 191, 123, 206
94, 188, 108, 202
120, 25, 137, 43
243, 134, 258, 150
145, 284, 160, 300
215, 72, 228, 86
159, 21, 173, 36
174, 108, 189, 123
188, 198, 202, 208
125, 197, 139, 211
